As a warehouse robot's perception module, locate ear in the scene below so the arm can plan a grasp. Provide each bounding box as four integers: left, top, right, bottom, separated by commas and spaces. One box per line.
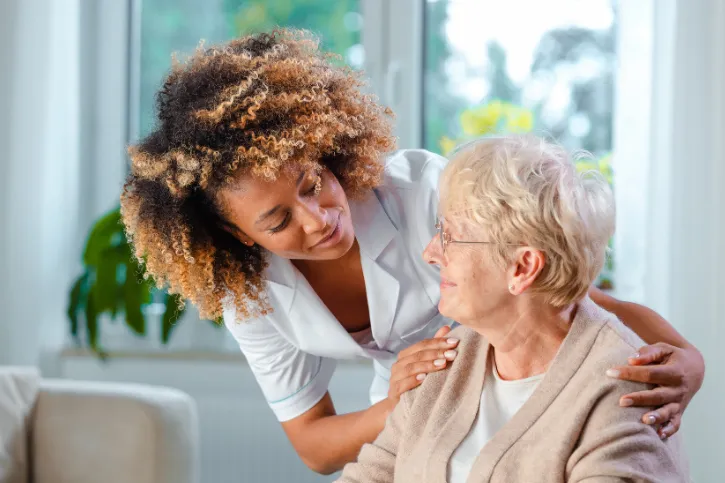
220, 221, 255, 247
507, 247, 545, 295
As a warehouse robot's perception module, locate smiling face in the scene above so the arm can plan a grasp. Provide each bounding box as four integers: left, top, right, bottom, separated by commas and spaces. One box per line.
423, 215, 511, 325
217, 167, 356, 261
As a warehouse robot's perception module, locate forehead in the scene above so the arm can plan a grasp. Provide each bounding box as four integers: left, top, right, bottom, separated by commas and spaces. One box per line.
231, 165, 307, 195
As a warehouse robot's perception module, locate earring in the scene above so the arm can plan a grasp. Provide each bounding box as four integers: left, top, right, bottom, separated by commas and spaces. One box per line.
244, 240, 254, 247
509, 284, 515, 294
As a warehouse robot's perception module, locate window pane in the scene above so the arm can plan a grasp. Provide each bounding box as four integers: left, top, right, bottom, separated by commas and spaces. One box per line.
424, 0, 616, 287
139, 0, 362, 138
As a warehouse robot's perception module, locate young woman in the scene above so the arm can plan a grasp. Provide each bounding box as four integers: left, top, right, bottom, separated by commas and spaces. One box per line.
120, 29, 704, 475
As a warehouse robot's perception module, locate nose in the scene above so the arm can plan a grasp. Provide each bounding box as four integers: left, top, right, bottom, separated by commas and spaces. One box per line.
298, 201, 329, 235
423, 234, 444, 266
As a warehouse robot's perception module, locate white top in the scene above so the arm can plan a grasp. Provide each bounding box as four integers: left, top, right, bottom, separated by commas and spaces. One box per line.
349, 326, 377, 350
447, 355, 545, 483
223, 149, 452, 421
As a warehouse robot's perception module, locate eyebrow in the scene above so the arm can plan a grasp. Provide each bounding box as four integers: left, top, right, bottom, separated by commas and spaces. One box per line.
254, 171, 307, 226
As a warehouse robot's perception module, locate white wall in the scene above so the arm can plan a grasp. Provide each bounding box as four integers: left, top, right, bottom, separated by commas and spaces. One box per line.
659, 1, 725, 480
0, 0, 82, 365
615, 1, 725, 480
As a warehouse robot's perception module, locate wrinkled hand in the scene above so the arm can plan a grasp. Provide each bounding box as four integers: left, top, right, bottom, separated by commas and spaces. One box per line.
607, 342, 705, 439
387, 326, 459, 404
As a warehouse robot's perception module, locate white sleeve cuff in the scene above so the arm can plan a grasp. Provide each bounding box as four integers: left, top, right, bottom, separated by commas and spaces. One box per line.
269, 357, 337, 422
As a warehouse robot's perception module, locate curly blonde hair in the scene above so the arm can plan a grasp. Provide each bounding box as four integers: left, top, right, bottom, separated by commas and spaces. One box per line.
121, 29, 396, 322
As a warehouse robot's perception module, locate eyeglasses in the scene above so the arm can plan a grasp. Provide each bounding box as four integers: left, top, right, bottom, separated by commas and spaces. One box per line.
434, 217, 521, 255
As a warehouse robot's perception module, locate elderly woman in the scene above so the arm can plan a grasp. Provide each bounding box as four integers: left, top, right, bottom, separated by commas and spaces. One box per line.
337, 135, 689, 483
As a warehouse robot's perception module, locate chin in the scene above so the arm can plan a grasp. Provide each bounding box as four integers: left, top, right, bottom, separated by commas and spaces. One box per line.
439, 297, 475, 324
438, 299, 456, 321
318, 230, 355, 260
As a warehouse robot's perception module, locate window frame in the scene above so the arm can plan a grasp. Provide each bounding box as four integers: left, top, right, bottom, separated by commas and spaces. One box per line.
362, 0, 424, 149
79, 0, 134, 221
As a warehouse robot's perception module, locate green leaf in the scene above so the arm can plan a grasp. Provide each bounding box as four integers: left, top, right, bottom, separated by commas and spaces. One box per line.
95, 249, 122, 315
124, 262, 147, 336
85, 286, 100, 353
83, 208, 123, 267
161, 293, 186, 344
67, 272, 89, 342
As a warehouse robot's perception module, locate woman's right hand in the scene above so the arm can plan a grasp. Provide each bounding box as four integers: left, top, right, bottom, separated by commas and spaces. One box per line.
387, 325, 459, 404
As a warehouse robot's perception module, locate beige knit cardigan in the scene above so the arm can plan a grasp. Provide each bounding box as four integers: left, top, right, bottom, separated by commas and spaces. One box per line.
337, 297, 689, 483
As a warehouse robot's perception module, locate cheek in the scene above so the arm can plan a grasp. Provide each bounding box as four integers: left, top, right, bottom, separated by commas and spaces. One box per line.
256, 232, 306, 258
447, 252, 501, 303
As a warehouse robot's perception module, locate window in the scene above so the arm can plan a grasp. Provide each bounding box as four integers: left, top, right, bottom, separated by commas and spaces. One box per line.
137, 0, 363, 139
423, 0, 617, 288
130, 0, 620, 307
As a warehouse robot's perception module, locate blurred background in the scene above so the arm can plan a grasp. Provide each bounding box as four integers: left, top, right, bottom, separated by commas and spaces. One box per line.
0, 0, 723, 481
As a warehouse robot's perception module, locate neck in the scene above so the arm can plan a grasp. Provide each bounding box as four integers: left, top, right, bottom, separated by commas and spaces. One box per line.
475, 299, 577, 380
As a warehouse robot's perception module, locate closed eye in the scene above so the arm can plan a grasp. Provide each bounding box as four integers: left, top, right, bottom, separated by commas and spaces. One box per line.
269, 213, 291, 234
303, 175, 321, 196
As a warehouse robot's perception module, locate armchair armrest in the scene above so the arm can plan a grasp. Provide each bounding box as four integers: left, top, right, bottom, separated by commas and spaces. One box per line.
31, 379, 199, 483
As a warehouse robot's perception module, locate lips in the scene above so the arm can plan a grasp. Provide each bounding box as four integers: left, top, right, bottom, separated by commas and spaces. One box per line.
312, 214, 341, 248
440, 276, 456, 289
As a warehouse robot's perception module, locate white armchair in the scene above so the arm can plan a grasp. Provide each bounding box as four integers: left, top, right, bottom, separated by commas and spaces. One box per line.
0, 366, 200, 483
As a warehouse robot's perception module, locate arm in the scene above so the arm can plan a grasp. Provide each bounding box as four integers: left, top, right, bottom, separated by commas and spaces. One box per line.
281, 394, 393, 475
227, 308, 456, 475
589, 286, 705, 437
567, 421, 683, 483
283, 326, 457, 474
567, 379, 686, 483
589, 286, 690, 348
334, 390, 409, 483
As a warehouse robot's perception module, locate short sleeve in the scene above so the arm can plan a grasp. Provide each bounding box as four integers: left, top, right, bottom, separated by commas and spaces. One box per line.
224, 310, 336, 422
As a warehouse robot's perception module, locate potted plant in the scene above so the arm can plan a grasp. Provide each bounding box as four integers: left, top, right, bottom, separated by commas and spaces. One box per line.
67, 206, 191, 357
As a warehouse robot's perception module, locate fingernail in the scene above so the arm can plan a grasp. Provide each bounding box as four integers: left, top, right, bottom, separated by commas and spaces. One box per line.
660, 432, 668, 440
632, 352, 640, 359
447, 338, 459, 345
620, 398, 633, 407
606, 369, 620, 378
416, 373, 426, 381
434, 359, 446, 367
645, 414, 657, 424
444, 350, 457, 360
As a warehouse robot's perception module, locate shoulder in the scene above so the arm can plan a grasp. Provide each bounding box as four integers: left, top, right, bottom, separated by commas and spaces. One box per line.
573, 304, 656, 427
381, 149, 449, 191
585, 306, 646, 376
373, 149, 448, 233
448, 324, 483, 349
400, 324, 484, 407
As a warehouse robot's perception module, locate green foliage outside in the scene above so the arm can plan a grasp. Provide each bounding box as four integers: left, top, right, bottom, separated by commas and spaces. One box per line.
139, 0, 360, 138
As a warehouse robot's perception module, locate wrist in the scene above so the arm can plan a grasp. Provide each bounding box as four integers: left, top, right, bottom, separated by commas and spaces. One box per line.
373, 398, 396, 425
381, 397, 396, 417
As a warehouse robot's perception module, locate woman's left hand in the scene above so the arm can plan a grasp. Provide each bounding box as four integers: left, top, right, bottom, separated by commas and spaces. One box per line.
607, 342, 705, 439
